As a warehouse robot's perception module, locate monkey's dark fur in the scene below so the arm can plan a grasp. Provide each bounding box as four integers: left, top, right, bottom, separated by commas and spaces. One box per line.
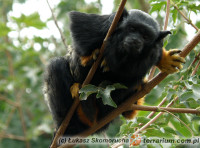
44, 9, 173, 136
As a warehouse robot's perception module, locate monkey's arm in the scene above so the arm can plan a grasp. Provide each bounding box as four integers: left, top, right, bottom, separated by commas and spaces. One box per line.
80, 49, 99, 66
123, 49, 185, 120
157, 48, 185, 74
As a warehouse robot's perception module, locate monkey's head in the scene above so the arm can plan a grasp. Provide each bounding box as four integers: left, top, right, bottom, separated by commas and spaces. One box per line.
69, 9, 171, 78
103, 9, 171, 78
109, 9, 171, 56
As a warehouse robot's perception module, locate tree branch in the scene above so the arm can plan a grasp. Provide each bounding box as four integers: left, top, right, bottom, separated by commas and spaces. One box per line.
128, 104, 200, 114
191, 57, 200, 76
0, 96, 19, 107
148, 0, 170, 81
0, 134, 26, 141
171, 1, 199, 31
17, 106, 30, 148
164, 0, 170, 31
46, 0, 68, 50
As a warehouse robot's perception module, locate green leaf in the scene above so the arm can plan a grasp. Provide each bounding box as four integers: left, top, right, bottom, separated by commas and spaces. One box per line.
167, 88, 177, 99
136, 117, 150, 124
0, 22, 11, 37
170, 118, 192, 137
145, 129, 173, 138
119, 124, 129, 135
79, 83, 127, 106
196, 21, 200, 28
96, 85, 117, 108
112, 83, 128, 89
163, 127, 176, 135
12, 13, 46, 29
180, 91, 194, 101
150, 2, 166, 13
172, 9, 178, 24
163, 39, 168, 47
192, 84, 200, 99
79, 84, 98, 100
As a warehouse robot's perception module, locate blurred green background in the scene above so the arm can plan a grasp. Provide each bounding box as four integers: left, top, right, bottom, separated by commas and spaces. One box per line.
0, 0, 200, 147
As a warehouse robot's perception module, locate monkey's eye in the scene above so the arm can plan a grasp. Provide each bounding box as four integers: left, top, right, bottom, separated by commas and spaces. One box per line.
143, 35, 149, 40
129, 27, 136, 32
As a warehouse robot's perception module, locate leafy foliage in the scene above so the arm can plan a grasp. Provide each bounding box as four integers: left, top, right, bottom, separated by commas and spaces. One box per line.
79, 83, 127, 108
11, 13, 46, 29
0, 0, 200, 147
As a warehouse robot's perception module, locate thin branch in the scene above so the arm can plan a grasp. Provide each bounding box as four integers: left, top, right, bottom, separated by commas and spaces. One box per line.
0, 108, 16, 142
5, 50, 14, 77
148, 0, 170, 80
0, 96, 19, 107
171, 1, 199, 31
148, 66, 156, 81
50, 1, 127, 147
162, 109, 194, 136
191, 57, 200, 76
132, 95, 179, 136
164, 0, 170, 30
17, 106, 30, 148
46, 0, 68, 50
147, 97, 167, 118
0, 134, 26, 141
188, 52, 200, 70
128, 104, 200, 114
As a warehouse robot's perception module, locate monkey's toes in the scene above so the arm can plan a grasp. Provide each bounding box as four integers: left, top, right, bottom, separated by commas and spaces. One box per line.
70, 83, 81, 98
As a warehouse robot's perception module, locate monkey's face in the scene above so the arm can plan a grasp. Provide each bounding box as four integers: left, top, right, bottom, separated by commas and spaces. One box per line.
117, 10, 170, 56
122, 23, 158, 55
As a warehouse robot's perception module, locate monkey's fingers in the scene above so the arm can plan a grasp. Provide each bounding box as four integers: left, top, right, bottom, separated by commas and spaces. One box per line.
80, 56, 92, 67
169, 49, 182, 56
92, 49, 100, 60
157, 49, 185, 74
133, 78, 148, 92
101, 59, 110, 72
70, 83, 81, 98
80, 49, 100, 67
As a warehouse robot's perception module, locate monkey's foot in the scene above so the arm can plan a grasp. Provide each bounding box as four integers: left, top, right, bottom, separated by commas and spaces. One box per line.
122, 97, 145, 119
70, 83, 81, 98
157, 49, 185, 74
134, 78, 148, 92
80, 49, 99, 66
101, 59, 110, 72
123, 78, 146, 119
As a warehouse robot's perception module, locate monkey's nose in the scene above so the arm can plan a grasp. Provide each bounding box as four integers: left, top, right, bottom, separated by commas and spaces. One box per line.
132, 39, 142, 48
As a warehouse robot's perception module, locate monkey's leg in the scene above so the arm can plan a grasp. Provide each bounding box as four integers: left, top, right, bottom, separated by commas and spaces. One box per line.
100, 59, 110, 72
122, 79, 147, 120
122, 97, 145, 119
157, 48, 185, 74
70, 83, 98, 127
80, 49, 99, 66
44, 57, 74, 127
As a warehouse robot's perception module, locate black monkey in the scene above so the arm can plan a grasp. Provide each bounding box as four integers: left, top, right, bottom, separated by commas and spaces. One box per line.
43, 9, 185, 136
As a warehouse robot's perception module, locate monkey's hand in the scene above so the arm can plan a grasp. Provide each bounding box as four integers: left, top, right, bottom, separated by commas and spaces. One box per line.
157, 49, 185, 74
101, 59, 110, 72
70, 83, 81, 98
80, 49, 99, 66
